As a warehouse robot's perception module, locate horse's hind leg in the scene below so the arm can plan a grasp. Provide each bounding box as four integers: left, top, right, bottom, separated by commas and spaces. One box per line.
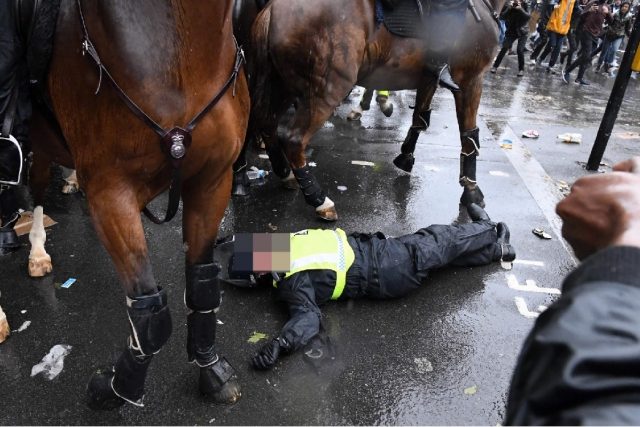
454, 75, 485, 207
393, 80, 437, 172
84, 182, 171, 410
28, 150, 53, 277
281, 97, 346, 221
182, 166, 240, 404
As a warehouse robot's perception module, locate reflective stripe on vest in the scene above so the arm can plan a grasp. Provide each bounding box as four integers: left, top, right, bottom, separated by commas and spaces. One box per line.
280, 228, 355, 300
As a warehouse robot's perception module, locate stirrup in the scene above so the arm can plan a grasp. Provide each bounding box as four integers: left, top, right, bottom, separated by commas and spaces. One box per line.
0, 135, 24, 186
436, 65, 460, 92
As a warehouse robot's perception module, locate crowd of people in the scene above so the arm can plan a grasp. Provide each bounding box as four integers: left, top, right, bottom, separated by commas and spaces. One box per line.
492, 0, 637, 85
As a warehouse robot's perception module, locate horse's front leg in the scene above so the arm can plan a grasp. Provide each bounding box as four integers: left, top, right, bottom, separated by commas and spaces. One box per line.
28, 150, 54, 277
182, 166, 240, 404
84, 179, 171, 410
393, 80, 437, 172
454, 75, 485, 207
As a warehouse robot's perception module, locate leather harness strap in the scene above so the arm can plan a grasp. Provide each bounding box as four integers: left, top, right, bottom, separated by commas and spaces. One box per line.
76, 0, 245, 224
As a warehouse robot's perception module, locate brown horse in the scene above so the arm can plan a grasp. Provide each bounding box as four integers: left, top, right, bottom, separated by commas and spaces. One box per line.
245, 0, 505, 220
28, 0, 249, 409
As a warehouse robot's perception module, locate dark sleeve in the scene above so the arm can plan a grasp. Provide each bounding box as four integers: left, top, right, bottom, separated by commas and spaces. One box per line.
515, 6, 531, 20
275, 272, 322, 352
505, 246, 640, 425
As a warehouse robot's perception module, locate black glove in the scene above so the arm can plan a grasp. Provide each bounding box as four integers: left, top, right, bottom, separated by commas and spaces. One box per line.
252, 337, 290, 370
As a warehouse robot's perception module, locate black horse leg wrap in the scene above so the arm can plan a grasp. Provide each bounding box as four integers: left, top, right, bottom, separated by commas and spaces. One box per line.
186, 263, 221, 366
293, 164, 326, 208
459, 127, 480, 186
402, 109, 432, 154
126, 288, 173, 357
460, 127, 480, 156
112, 346, 153, 406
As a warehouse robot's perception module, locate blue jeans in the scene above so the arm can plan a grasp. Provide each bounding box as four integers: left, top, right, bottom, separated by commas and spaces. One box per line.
539, 31, 566, 67
598, 36, 623, 67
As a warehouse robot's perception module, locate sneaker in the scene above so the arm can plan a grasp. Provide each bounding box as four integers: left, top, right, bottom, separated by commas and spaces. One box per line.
490, 67, 497, 74
562, 71, 570, 84
517, 70, 524, 77
576, 78, 590, 85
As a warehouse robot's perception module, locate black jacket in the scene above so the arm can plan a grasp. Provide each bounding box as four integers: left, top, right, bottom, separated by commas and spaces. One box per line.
505, 246, 640, 424
501, 2, 531, 36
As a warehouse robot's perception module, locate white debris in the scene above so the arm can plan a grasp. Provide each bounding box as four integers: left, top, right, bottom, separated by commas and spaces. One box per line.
14, 320, 31, 332
337, 185, 347, 192
557, 133, 582, 143
414, 357, 434, 374
31, 344, 72, 380
351, 160, 375, 167
308, 162, 317, 167
216, 319, 224, 325
21, 310, 27, 314
489, 170, 510, 177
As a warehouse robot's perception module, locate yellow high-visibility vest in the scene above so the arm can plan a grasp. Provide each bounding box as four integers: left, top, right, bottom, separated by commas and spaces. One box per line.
633, 48, 640, 72
277, 228, 355, 300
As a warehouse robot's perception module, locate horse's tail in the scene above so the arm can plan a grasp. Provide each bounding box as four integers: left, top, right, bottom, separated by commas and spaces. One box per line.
249, 5, 274, 126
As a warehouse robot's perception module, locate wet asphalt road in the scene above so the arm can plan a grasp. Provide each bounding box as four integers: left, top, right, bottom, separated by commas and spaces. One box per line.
0, 56, 639, 425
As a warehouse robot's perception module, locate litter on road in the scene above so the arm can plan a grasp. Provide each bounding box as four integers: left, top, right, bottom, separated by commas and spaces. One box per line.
522, 130, 539, 139
337, 185, 348, 192
557, 133, 582, 144
14, 320, 31, 333
532, 228, 553, 240
500, 139, 513, 149
351, 160, 375, 167
31, 344, 72, 380
61, 278, 77, 289
464, 385, 478, 395
248, 331, 268, 344
14, 211, 57, 237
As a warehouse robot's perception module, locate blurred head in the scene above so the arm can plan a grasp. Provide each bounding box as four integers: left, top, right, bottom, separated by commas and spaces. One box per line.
621, 1, 630, 11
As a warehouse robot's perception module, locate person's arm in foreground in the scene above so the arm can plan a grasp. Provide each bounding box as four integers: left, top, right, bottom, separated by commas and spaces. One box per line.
505, 157, 640, 425
252, 272, 322, 369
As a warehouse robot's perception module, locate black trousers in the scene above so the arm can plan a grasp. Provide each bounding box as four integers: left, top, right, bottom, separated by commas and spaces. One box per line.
347, 221, 500, 299
566, 31, 597, 80
494, 32, 528, 71
0, 1, 31, 143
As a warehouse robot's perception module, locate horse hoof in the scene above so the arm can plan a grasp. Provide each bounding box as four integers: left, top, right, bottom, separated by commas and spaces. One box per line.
460, 186, 485, 207
62, 182, 79, 194
281, 173, 298, 190
380, 103, 394, 117
347, 110, 362, 121
199, 358, 242, 404
86, 368, 126, 410
202, 377, 242, 404
393, 153, 415, 173
316, 206, 338, 222
28, 254, 52, 277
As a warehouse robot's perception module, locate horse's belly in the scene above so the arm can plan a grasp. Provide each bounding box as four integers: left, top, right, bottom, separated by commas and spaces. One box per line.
357, 66, 423, 92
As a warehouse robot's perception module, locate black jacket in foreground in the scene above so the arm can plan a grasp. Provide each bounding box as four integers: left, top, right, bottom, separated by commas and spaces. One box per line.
505, 246, 640, 425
